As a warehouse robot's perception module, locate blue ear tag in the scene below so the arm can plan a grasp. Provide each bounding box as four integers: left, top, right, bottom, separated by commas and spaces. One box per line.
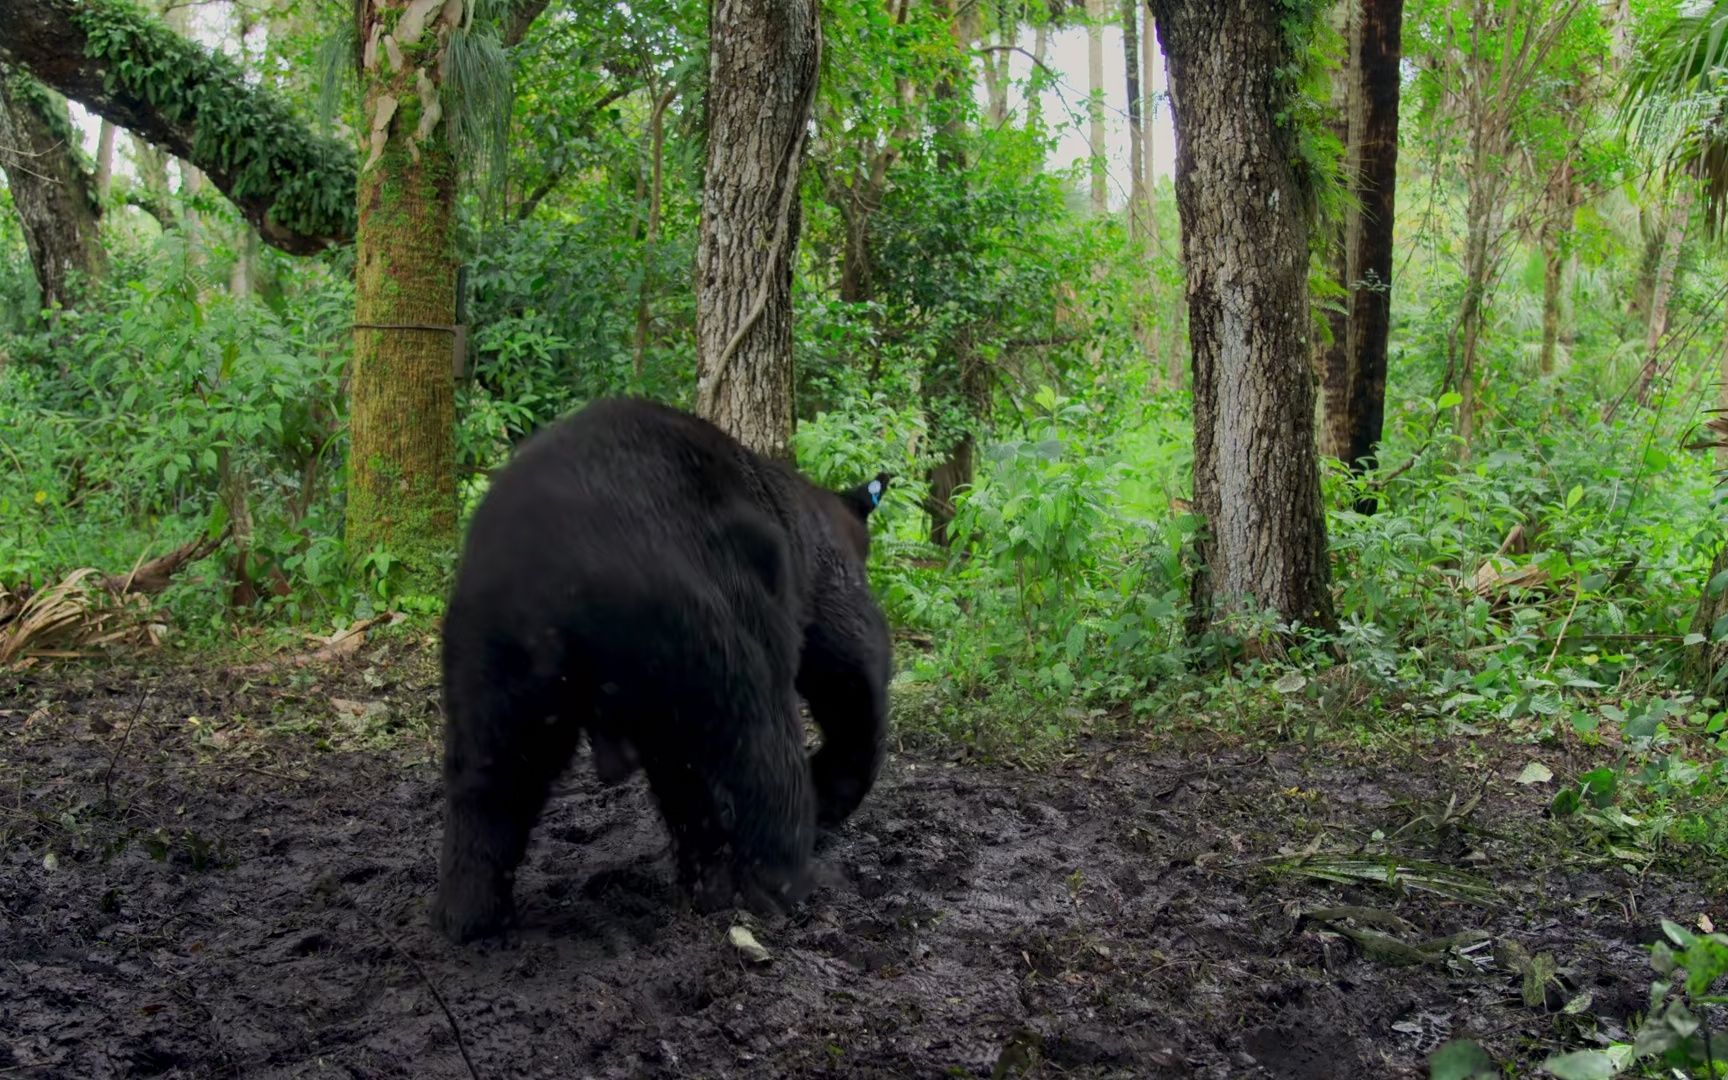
867, 479, 882, 506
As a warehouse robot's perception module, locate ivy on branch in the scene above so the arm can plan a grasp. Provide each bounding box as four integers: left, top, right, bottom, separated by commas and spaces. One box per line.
0, 0, 357, 253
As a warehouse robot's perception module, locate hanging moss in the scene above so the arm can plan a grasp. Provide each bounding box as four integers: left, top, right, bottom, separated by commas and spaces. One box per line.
73, 0, 357, 247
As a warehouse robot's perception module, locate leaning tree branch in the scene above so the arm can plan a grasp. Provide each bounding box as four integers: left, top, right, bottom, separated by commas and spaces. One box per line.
0, 0, 356, 254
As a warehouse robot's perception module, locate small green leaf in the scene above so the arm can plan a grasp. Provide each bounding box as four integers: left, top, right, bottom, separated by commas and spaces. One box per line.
1540, 1049, 1620, 1080
1565, 484, 1583, 509
1516, 762, 1553, 785
1428, 1039, 1494, 1080
1435, 391, 1464, 411
1710, 568, 1728, 598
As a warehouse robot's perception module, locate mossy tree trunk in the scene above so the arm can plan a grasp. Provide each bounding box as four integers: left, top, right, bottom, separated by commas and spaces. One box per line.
0, 66, 106, 310
344, 0, 461, 582
693, 0, 820, 459
1151, 0, 1336, 637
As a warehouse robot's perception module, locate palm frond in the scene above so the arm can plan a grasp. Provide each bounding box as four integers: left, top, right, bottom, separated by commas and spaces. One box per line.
1621, 1, 1728, 236
443, 25, 513, 202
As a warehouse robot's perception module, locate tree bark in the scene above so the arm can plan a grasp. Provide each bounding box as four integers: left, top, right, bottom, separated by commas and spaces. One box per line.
1456, 60, 1507, 456
693, 0, 821, 459
343, 0, 462, 579
0, 0, 355, 254
1315, 3, 1352, 450
0, 66, 106, 310
1328, 0, 1401, 497
1086, 0, 1107, 213
1151, 0, 1336, 634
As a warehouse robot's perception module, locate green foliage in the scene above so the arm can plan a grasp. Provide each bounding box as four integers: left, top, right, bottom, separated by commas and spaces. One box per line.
0, 236, 355, 630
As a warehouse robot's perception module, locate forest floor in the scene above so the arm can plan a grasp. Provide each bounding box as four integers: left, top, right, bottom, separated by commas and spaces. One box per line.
0, 640, 1718, 1079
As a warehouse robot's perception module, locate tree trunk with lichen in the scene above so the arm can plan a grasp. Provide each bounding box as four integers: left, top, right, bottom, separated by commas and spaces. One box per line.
1152, 0, 1336, 636
693, 0, 820, 460
344, 0, 460, 582
0, 66, 106, 310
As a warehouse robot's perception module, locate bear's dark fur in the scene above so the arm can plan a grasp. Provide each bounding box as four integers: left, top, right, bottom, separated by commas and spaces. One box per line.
432, 397, 892, 943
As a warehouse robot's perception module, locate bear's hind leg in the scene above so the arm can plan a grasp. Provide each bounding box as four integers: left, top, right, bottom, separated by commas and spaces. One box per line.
640, 691, 816, 915
434, 666, 585, 944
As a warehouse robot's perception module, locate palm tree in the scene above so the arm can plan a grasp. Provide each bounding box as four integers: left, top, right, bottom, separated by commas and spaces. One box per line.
1623, 2, 1728, 691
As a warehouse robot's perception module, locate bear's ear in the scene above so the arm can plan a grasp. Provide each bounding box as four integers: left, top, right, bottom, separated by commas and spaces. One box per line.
838, 471, 892, 520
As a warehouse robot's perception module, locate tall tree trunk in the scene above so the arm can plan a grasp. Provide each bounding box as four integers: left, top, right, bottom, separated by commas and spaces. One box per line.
1634, 188, 1691, 406
634, 86, 676, 381
1123, 0, 1144, 240
230, 226, 257, 297
0, 66, 106, 310
1332, 0, 1401, 497
180, 161, 206, 266
1316, 2, 1352, 452
693, 0, 821, 459
94, 119, 115, 201
1151, 0, 1335, 634
343, 0, 462, 579
1457, 109, 1504, 456
1086, 0, 1106, 213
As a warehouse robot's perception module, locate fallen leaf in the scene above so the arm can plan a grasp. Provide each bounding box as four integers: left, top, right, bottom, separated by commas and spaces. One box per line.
1516, 762, 1553, 785
727, 925, 771, 965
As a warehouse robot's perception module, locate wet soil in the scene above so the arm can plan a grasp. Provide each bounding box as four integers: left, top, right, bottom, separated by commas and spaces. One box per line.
0, 649, 1715, 1078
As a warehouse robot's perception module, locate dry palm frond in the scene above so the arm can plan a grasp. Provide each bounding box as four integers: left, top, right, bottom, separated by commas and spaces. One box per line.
1473, 556, 1550, 599
0, 569, 158, 669
1682, 410, 1728, 455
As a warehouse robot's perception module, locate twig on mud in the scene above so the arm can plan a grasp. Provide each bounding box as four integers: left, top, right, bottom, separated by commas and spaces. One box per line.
352, 900, 482, 1080
0, 1060, 68, 1076
102, 690, 152, 806
1152, 754, 1268, 801
225, 613, 402, 676
201, 761, 308, 784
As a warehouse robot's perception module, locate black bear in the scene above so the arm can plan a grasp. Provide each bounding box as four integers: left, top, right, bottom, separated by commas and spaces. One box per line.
432, 397, 892, 943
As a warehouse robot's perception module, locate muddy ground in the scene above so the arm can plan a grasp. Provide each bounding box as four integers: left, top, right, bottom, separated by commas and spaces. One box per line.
0, 647, 1715, 1078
